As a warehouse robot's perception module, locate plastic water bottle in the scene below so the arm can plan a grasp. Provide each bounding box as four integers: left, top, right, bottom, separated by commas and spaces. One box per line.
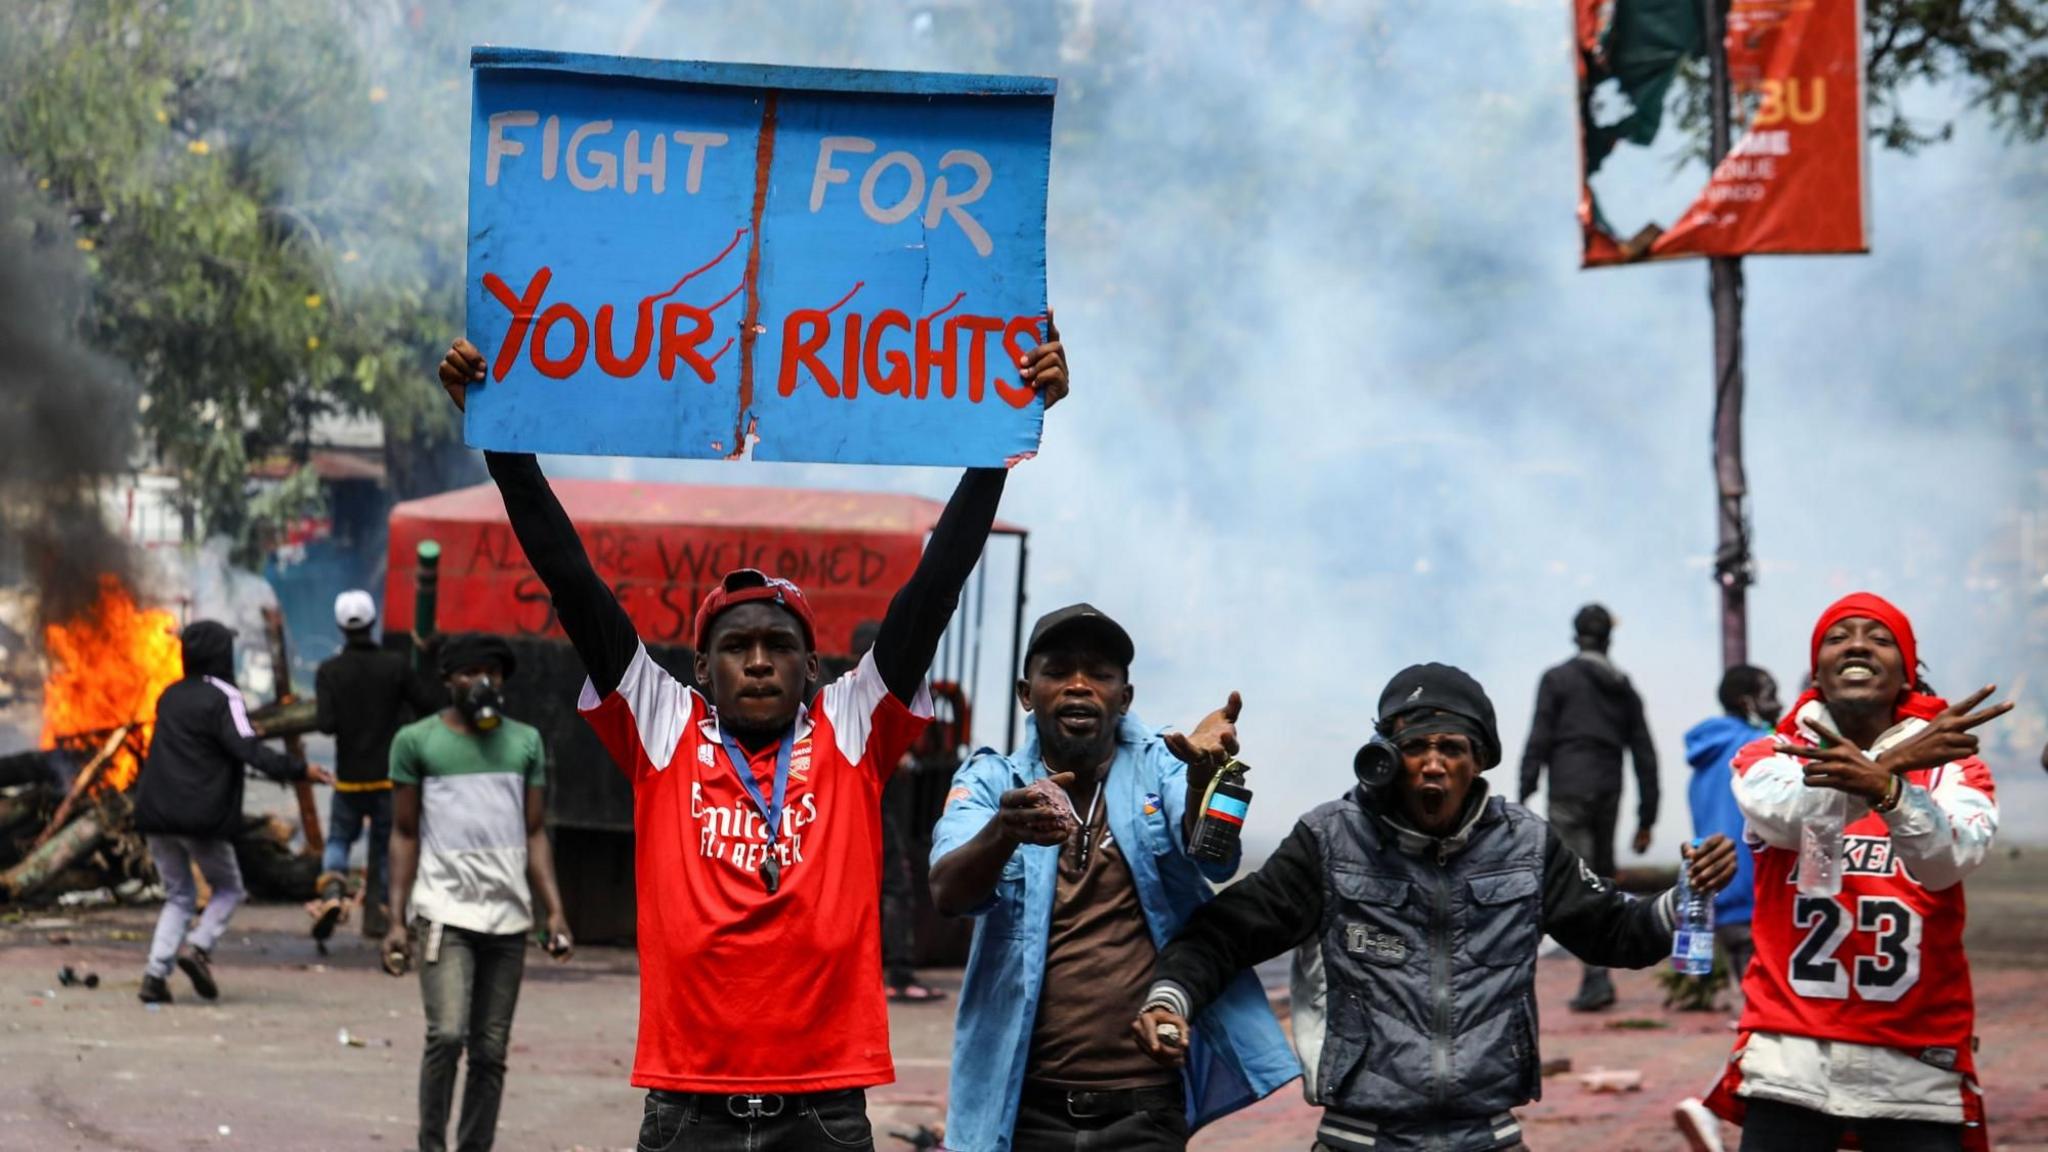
1671, 840, 1716, 976
1797, 788, 1848, 896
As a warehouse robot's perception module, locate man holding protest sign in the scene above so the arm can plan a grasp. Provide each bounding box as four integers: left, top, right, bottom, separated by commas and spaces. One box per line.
436, 319, 1066, 1150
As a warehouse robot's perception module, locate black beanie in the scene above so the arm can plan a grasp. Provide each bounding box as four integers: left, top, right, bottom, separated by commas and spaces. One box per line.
440, 633, 517, 680
1373, 662, 1502, 768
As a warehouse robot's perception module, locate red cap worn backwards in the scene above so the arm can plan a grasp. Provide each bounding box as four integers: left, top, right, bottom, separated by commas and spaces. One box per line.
693, 569, 817, 652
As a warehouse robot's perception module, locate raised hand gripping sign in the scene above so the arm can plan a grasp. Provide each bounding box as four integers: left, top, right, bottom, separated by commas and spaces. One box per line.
464, 50, 1055, 465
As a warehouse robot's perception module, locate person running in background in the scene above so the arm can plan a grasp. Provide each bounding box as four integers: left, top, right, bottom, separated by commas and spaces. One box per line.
133, 620, 331, 1004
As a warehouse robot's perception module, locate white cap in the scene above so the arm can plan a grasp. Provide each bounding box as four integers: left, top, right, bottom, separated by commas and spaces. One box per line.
334, 590, 378, 630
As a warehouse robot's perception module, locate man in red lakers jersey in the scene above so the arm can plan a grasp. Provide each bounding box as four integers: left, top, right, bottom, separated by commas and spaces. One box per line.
1704, 592, 2008, 1152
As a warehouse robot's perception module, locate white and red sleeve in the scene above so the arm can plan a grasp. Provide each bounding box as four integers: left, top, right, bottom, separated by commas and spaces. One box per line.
818, 649, 934, 779
577, 642, 701, 779
1731, 729, 1873, 851
1882, 756, 1997, 892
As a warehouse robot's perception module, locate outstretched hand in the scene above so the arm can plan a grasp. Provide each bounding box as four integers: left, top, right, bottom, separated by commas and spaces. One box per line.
438, 338, 486, 412
996, 772, 1077, 847
1682, 834, 1738, 895
1020, 311, 1068, 410
1164, 692, 1243, 772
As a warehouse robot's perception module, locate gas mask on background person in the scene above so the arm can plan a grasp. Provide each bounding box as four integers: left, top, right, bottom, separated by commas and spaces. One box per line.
458, 677, 503, 731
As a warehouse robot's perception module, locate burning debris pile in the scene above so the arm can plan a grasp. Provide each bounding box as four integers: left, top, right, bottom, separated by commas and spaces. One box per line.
0, 577, 318, 906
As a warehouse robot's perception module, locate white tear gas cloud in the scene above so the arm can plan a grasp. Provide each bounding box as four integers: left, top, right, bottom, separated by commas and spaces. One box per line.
358, 1, 2048, 854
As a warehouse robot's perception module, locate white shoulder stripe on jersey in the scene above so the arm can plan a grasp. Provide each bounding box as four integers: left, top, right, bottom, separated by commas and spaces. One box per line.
820, 649, 934, 766
577, 643, 697, 772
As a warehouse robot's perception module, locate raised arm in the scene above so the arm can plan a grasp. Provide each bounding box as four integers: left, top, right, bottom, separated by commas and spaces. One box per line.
441, 338, 641, 698
869, 314, 1067, 703
484, 451, 640, 695
870, 468, 1006, 702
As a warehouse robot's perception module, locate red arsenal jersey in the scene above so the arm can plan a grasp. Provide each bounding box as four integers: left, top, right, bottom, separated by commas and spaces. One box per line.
579, 645, 931, 1093
1730, 735, 1992, 1058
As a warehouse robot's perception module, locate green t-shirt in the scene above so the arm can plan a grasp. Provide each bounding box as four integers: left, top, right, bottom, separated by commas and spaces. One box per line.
390, 714, 547, 935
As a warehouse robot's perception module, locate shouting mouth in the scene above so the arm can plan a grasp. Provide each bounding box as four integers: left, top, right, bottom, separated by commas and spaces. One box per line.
1053, 702, 1103, 738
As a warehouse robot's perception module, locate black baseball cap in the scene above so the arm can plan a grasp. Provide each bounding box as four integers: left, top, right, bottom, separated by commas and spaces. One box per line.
1023, 603, 1135, 670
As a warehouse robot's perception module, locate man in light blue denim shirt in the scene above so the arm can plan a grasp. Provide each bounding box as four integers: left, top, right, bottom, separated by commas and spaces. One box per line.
930, 604, 1300, 1152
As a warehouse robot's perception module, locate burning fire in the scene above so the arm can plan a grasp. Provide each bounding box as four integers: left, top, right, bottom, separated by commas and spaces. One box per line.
40, 576, 183, 791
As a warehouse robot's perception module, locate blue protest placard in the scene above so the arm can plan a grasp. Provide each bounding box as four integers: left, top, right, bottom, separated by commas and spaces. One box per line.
463, 49, 1056, 466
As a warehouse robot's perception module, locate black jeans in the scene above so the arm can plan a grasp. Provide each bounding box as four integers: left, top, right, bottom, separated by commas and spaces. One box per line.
417, 922, 526, 1152
1011, 1087, 1188, 1152
637, 1088, 873, 1151
1738, 1098, 1964, 1152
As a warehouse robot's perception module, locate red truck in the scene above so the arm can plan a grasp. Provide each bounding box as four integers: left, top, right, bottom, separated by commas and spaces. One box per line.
384, 475, 1027, 944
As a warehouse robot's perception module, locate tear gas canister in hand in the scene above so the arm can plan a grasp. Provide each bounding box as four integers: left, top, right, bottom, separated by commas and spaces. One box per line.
1188, 759, 1252, 864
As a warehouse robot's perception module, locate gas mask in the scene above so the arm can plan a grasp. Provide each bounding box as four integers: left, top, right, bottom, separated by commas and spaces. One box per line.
1353, 732, 1401, 791
457, 678, 503, 731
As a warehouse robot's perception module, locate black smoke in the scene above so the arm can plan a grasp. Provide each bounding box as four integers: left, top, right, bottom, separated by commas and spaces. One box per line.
0, 175, 141, 627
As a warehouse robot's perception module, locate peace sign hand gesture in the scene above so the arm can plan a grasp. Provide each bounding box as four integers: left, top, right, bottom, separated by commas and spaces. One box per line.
1777, 685, 2011, 804
1877, 685, 2012, 776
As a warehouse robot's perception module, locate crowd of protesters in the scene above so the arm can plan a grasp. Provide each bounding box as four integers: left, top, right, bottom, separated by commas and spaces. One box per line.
117, 317, 2011, 1152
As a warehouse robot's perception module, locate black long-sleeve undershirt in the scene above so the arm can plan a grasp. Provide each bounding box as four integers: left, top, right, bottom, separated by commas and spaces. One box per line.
483, 450, 1005, 704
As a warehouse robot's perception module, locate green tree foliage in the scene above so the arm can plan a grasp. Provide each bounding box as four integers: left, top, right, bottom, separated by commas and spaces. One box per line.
1867, 0, 2048, 150
0, 0, 468, 551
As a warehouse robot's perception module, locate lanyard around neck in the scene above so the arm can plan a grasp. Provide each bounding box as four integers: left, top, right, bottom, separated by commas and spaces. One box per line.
719, 727, 795, 846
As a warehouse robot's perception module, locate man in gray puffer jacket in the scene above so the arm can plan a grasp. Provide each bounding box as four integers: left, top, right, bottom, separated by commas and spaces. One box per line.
1132, 664, 1735, 1152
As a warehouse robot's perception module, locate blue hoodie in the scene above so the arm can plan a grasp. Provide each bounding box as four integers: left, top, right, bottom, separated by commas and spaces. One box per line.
1684, 713, 1764, 926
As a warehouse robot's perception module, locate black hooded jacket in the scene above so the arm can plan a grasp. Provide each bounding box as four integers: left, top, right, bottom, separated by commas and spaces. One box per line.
1517, 652, 1658, 829
133, 622, 304, 839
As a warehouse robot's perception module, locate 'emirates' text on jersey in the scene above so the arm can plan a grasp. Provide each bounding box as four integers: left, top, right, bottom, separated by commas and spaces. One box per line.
580, 645, 932, 1093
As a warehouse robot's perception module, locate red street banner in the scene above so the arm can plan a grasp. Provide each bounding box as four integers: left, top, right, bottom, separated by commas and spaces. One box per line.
1576, 0, 1869, 266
